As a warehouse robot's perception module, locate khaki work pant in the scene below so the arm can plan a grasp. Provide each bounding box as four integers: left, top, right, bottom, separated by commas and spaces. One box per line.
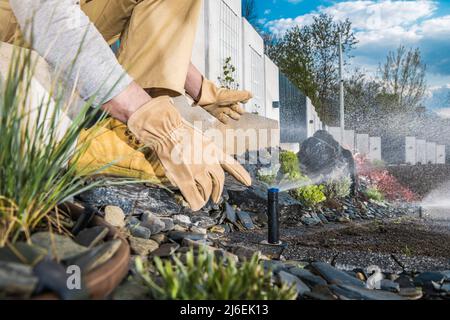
0, 0, 202, 95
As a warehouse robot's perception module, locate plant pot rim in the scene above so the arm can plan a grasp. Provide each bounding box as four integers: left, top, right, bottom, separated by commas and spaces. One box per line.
33, 202, 130, 300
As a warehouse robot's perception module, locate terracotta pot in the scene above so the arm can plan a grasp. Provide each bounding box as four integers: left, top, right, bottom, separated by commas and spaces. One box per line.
34, 202, 130, 300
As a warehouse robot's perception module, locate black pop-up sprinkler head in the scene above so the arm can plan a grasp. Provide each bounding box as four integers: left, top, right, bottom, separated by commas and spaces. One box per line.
266, 187, 281, 245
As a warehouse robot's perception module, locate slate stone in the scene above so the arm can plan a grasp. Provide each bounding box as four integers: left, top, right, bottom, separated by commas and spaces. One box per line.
0, 261, 38, 298
31, 232, 88, 261
191, 216, 217, 229
261, 260, 286, 274
330, 284, 406, 300
78, 184, 186, 216
311, 262, 365, 287
160, 217, 175, 232
225, 202, 237, 223
150, 233, 168, 244
33, 259, 89, 300
129, 237, 159, 256
150, 243, 180, 258
413, 272, 447, 286
74, 226, 109, 248
236, 211, 255, 229
172, 214, 192, 226
141, 212, 165, 234
0, 242, 47, 266
304, 285, 338, 300
130, 225, 152, 239
66, 239, 122, 273
168, 231, 207, 242
278, 271, 311, 296
289, 267, 328, 288
380, 279, 400, 293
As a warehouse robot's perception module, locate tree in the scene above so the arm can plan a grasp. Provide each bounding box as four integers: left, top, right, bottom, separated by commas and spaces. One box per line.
379, 46, 427, 113
266, 14, 358, 124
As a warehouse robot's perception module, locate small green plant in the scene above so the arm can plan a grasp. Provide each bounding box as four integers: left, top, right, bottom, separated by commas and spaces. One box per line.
365, 187, 384, 202
257, 173, 277, 186
279, 151, 301, 181
292, 184, 327, 207
218, 57, 239, 90
135, 247, 297, 300
323, 177, 351, 200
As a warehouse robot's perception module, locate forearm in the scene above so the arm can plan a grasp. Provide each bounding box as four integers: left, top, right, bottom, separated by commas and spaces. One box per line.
9, 0, 133, 106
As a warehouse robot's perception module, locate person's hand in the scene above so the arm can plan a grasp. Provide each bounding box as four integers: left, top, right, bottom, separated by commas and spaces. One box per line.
127, 96, 251, 211
197, 78, 253, 124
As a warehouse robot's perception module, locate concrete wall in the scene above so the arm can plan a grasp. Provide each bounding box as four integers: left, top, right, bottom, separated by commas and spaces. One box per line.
356, 134, 370, 155
242, 18, 265, 115
405, 136, 416, 165
436, 145, 446, 164
344, 130, 355, 152
369, 137, 382, 162
426, 142, 437, 164
328, 126, 342, 145
416, 139, 427, 164
264, 56, 280, 121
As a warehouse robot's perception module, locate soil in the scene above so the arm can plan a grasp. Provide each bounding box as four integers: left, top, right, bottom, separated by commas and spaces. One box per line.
227, 217, 450, 273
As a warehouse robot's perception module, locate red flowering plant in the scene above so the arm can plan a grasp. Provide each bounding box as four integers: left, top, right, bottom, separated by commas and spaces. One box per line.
355, 154, 418, 202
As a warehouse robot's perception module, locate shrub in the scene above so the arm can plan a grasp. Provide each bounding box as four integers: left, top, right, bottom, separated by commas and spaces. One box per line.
365, 187, 384, 202
279, 151, 301, 181
292, 184, 327, 207
135, 248, 297, 300
323, 177, 351, 200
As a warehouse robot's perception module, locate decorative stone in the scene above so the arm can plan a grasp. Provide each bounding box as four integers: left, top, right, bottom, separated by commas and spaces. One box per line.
66, 239, 121, 273
140, 212, 165, 234
225, 202, 237, 223
150, 233, 168, 244
190, 226, 207, 235
191, 216, 217, 229
261, 260, 286, 274
112, 278, 149, 300
214, 250, 239, 263
413, 272, 447, 286
210, 225, 226, 234
150, 243, 180, 258
31, 232, 88, 260
172, 214, 191, 226
0, 242, 47, 266
74, 226, 109, 248
126, 217, 141, 228
129, 237, 159, 256
160, 217, 175, 232
278, 271, 310, 296
289, 267, 327, 288
236, 211, 255, 229
330, 284, 406, 300
33, 259, 89, 299
168, 231, 207, 242
130, 225, 152, 239
310, 262, 365, 287
104, 206, 126, 228
233, 246, 261, 261
380, 279, 400, 293
0, 261, 38, 298
173, 224, 188, 232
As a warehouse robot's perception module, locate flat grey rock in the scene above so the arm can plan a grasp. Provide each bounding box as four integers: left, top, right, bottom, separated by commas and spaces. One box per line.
330, 284, 406, 300
311, 262, 365, 287
236, 211, 255, 229
74, 226, 109, 248
289, 267, 328, 287
168, 231, 207, 242
0, 242, 47, 266
278, 270, 311, 296
0, 261, 38, 298
129, 237, 159, 256
67, 239, 122, 273
31, 232, 89, 260
130, 225, 152, 239
150, 243, 180, 258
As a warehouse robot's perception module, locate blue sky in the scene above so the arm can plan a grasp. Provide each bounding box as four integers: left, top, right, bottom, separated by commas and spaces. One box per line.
254, 0, 450, 114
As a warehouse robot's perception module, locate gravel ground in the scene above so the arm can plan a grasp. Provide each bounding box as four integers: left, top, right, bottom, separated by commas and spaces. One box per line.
227, 216, 450, 273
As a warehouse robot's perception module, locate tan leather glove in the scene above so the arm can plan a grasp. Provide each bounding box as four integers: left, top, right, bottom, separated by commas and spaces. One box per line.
72, 121, 163, 183
197, 78, 253, 124
128, 96, 252, 211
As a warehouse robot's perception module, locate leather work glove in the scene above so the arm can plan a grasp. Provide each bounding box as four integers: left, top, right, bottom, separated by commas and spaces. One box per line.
72, 120, 164, 183
197, 78, 253, 124
127, 96, 252, 211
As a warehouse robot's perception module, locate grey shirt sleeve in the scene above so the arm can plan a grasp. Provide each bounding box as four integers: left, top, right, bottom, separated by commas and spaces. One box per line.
9, 0, 133, 106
